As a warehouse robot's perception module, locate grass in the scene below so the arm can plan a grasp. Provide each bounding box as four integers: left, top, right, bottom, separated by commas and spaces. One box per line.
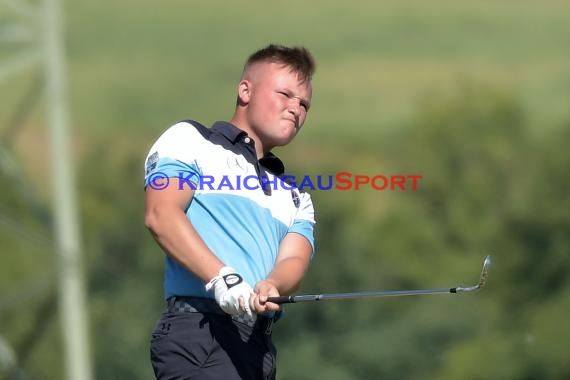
49, 0, 570, 141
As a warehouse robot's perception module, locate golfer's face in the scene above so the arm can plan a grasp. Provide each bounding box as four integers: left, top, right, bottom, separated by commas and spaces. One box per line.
248, 63, 312, 147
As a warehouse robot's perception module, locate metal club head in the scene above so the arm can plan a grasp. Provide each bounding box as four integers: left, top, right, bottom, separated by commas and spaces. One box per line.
454, 255, 492, 293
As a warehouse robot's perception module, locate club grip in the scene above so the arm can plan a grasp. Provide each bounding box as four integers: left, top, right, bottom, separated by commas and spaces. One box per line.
267, 296, 295, 304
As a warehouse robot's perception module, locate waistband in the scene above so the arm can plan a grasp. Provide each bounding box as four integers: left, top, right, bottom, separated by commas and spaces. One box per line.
166, 296, 274, 335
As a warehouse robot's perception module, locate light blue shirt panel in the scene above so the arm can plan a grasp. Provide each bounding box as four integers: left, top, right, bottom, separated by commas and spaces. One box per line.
164, 257, 207, 298
164, 193, 288, 298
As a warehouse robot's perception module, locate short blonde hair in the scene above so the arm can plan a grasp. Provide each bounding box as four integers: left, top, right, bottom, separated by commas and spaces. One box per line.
243, 44, 316, 83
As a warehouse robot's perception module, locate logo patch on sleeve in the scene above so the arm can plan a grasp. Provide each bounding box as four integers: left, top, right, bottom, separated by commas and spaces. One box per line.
145, 151, 159, 175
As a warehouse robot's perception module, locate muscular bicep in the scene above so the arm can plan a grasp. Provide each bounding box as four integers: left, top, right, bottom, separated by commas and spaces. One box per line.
145, 178, 195, 213
144, 178, 196, 233
144, 177, 223, 281
276, 233, 312, 267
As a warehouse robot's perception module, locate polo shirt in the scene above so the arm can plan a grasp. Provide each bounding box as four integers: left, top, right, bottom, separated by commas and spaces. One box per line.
144, 120, 315, 299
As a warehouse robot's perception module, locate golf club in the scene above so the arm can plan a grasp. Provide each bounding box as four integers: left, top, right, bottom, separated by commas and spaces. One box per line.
267, 255, 491, 304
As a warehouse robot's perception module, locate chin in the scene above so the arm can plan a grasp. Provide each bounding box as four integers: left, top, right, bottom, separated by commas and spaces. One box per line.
263, 125, 298, 148
268, 135, 294, 148
277, 131, 298, 146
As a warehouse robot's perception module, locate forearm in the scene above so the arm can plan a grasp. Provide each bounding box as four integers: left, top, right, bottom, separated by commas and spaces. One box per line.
146, 206, 223, 282
266, 256, 310, 295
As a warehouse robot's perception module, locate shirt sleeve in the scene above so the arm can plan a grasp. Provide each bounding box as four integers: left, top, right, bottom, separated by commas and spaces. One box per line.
288, 191, 316, 255
143, 122, 204, 188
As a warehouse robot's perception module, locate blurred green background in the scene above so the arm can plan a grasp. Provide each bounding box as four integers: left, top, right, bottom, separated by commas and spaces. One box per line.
1, 0, 569, 379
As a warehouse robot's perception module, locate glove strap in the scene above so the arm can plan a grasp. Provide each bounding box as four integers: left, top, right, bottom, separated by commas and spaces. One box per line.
204, 276, 220, 292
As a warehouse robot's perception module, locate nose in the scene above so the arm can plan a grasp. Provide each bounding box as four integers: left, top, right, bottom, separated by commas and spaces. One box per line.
287, 97, 302, 117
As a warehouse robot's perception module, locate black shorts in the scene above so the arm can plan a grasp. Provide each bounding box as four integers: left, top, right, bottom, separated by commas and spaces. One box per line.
150, 298, 277, 380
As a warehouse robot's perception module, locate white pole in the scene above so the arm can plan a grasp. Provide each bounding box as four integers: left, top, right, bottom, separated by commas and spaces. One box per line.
42, 0, 93, 378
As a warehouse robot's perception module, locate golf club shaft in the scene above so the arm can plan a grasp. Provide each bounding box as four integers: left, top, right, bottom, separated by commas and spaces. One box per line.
267, 255, 491, 305
269, 287, 458, 304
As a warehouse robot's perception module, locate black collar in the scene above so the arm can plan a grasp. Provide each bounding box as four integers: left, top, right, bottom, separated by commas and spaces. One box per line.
211, 121, 285, 177
260, 153, 285, 177
211, 121, 247, 144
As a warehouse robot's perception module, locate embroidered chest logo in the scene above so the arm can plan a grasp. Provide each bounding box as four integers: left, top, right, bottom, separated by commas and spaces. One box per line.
227, 156, 248, 173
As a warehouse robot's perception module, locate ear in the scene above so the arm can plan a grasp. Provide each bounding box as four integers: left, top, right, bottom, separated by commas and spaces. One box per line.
237, 80, 252, 105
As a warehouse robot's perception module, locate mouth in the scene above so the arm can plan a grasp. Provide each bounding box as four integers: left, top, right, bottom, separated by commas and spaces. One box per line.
283, 118, 298, 130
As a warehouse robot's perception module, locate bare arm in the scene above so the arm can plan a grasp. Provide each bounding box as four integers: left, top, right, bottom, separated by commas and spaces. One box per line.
144, 178, 224, 282
251, 232, 312, 313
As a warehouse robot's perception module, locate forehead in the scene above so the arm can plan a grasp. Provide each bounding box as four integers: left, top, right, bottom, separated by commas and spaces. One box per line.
249, 62, 312, 95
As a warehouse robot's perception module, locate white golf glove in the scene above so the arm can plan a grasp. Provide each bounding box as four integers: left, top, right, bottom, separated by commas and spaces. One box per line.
205, 266, 255, 320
